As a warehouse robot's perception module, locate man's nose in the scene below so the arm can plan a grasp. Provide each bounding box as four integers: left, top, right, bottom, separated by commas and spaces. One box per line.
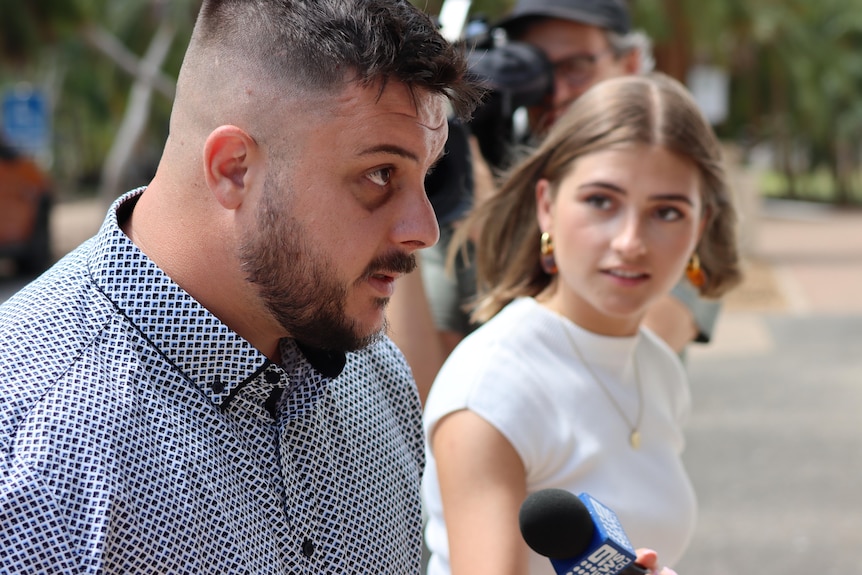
394, 188, 440, 252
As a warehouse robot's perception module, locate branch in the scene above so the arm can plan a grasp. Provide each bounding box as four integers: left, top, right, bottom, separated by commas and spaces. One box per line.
82, 24, 176, 100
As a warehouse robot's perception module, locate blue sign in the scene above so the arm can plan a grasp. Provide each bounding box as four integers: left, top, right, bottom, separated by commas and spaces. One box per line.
2, 87, 50, 156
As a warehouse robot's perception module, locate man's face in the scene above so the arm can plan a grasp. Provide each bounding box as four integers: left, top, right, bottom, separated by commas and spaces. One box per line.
516, 18, 637, 134
240, 80, 448, 352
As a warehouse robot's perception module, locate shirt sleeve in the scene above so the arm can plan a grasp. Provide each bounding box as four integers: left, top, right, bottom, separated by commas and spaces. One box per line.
1, 465, 87, 573
670, 278, 723, 343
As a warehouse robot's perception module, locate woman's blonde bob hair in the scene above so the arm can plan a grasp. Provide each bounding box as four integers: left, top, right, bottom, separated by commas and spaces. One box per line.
452, 72, 742, 324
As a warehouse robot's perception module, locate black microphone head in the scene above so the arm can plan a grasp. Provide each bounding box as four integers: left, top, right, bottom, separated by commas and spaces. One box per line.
519, 488, 595, 560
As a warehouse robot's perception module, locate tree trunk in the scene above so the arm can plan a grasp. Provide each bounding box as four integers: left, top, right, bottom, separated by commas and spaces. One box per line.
652, 0, 692, 82
97, 21, 175, 205
83, 25, 176, 100
770, 52, 797, 199
832, 136, 853, 205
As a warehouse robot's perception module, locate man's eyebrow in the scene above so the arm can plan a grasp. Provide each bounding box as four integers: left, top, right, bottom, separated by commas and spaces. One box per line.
358, 144, 419, 163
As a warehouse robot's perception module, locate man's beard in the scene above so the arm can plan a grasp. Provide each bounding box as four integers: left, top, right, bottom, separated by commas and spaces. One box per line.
238, 176, 416, 353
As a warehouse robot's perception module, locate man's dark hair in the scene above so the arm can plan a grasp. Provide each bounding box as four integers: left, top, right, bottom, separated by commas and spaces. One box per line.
193, 0, 481, 121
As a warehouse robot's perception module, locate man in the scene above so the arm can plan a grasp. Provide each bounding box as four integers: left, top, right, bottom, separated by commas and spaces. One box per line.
0, 1, 479, 573
497, 0, 644, 135
389, 0, 722, 404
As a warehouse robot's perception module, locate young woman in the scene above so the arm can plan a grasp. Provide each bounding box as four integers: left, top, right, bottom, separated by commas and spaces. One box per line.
422, 73, 742, 575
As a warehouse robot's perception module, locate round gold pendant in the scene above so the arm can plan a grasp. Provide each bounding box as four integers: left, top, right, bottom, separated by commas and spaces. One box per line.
629, 430, 641, 450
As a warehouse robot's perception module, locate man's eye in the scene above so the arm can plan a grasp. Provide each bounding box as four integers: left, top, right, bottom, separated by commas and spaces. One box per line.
367, 168, 392, 186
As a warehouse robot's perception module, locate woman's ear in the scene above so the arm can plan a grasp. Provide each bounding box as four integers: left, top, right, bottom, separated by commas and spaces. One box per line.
535, 178, 554, 233
696, 206, 711, 243
203, 125, 257, 210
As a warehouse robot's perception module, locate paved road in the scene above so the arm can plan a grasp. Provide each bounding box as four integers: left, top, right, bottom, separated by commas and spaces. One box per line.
2, 197, 860, 574
677, 199, 862, 575
679, 315, 862, 575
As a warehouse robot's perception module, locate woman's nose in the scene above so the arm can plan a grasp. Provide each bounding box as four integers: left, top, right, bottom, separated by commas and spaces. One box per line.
610, 213, 647, 258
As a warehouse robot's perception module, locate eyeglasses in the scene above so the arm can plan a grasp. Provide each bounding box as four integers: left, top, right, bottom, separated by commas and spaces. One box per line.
551, 50, 614, 87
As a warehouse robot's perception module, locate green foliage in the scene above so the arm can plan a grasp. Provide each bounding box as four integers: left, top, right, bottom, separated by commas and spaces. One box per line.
0, 0, 85, 63
0, 0, 199, 197
470, 0, 516, 21
633, 0, 862, 204
760, 168, 862, 205
4, 0, 862, 204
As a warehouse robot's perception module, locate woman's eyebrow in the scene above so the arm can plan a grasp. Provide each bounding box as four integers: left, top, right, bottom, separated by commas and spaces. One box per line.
578, 182, 696, 205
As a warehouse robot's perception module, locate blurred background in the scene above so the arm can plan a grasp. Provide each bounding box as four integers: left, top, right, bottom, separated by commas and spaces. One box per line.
0, 1, 859, 573
4, 0, 862, 210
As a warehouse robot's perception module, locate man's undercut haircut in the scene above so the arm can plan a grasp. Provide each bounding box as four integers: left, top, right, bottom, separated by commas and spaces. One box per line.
192, 0, 481, 120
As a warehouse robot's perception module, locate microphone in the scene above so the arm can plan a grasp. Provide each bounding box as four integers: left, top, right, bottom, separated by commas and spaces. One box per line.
519, 488, 648, 575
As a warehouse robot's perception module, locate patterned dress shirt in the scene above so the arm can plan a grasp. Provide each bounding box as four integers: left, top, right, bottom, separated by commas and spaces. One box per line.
0, 188, 425, 574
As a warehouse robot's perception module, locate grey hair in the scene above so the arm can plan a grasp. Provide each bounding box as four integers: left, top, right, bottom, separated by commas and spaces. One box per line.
607, 29, 655, 74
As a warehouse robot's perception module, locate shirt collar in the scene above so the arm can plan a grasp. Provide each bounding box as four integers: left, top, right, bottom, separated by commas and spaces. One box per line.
87, 188, 346, 409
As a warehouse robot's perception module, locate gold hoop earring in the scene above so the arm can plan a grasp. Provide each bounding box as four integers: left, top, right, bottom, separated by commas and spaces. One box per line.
686, 252, 706, 288
540, 232, 558, 275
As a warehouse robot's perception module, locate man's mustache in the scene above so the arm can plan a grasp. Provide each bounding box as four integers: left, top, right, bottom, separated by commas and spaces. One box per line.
362, 250, 417, 279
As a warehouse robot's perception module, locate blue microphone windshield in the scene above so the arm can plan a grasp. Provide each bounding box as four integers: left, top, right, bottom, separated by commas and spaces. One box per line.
519, 489, 648, 575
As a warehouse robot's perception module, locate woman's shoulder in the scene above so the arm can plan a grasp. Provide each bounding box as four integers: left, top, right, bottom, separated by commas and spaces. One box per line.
638, 327, 686, 375
438, 298, 562, 374
424, 298, 570, 428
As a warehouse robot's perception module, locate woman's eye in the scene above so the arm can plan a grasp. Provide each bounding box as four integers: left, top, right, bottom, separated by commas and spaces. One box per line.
367, 167, 393, 187
585, 194, 613, 210
656, 206, 684, 221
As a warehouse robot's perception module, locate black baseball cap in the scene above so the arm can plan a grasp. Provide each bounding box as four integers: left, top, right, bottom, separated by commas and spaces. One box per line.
496, 0, 631, 36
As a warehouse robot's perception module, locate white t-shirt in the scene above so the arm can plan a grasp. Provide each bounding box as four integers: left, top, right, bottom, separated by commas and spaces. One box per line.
423, 297, 697, 575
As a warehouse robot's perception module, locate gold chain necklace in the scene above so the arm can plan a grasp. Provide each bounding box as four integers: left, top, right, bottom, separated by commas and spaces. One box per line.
560, 320, 644, 449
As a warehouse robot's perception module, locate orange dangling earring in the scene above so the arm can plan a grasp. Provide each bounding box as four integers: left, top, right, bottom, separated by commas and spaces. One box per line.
540, 232, 558, 275
686, 252, 706, 288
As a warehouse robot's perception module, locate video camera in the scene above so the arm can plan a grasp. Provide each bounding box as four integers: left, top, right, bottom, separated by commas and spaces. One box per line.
423, 6, 554, 228
460, 19, 554, 169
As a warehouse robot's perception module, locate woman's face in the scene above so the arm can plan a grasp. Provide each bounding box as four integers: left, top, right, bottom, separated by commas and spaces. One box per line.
536, 144, 705, 336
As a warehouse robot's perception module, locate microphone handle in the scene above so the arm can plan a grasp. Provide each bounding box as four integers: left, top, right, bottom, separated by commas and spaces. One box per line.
621, 563, 649, 575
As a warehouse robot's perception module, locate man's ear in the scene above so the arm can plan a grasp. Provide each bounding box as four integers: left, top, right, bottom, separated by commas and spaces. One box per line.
203, 125, 257, 210
622, 48, 641, 76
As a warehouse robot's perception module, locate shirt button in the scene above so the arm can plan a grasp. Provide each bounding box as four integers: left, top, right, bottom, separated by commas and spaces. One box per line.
211, 375, 225, 394
265, 369, 281, 384
302, 538, 315, 558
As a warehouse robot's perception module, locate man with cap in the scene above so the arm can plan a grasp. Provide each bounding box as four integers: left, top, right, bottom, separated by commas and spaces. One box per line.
388, 0, 722, 405
498, 0, 643, 135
